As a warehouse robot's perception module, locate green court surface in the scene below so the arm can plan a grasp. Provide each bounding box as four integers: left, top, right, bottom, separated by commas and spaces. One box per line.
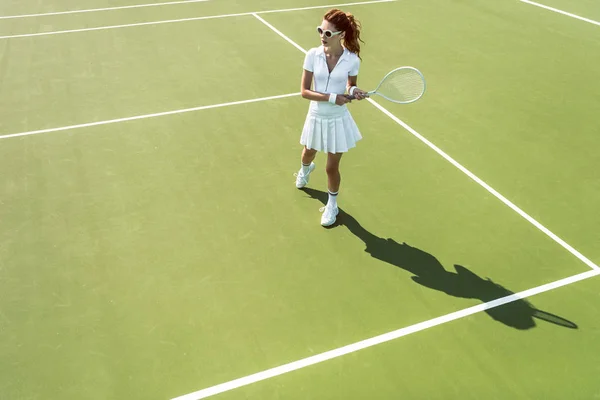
531, 0, 600, 21
216, 276, 600, 400
1, 1, 598, 399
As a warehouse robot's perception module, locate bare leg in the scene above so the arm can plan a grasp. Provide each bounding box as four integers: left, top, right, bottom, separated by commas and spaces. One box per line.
325, 152, 343, 193
320, 152, 343, 226
295, 146, 318, 189
301, 146, 317, 165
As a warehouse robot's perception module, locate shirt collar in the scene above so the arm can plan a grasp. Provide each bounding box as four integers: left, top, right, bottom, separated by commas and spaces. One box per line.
317, 46, 349, 62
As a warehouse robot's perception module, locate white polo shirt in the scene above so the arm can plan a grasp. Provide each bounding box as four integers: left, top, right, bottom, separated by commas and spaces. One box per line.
303, 46, 361, 116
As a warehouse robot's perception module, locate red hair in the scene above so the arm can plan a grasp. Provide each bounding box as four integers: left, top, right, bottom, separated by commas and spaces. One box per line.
323, 9, 364, 59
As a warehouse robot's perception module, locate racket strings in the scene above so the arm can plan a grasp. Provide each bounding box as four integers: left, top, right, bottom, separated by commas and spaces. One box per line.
377, 69, 425, 103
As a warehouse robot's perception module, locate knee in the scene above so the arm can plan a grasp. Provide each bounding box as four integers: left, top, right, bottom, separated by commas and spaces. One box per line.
325, 164, 340, 175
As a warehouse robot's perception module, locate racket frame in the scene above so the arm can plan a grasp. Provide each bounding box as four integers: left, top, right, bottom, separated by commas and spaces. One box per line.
348, 66, 426, 104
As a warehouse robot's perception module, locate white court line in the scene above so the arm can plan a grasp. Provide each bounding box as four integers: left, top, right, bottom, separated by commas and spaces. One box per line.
171, 269, 600, 400
251, 13, 307, 54
367, 100, 600, 272
520, 0, 600, 27
0, 0, 394, 40
0, 0, 211, 20
0, 93, 300, 140
252, 13, 600, 272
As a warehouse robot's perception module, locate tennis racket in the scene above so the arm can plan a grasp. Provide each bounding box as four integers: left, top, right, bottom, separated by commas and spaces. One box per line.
348, 66, 426, 104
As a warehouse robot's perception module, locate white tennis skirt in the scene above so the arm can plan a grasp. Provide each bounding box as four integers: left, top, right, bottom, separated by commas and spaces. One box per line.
300, 104, 362, 154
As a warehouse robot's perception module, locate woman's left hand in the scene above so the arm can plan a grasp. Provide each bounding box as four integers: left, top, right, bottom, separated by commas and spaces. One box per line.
352, 88, 368, 100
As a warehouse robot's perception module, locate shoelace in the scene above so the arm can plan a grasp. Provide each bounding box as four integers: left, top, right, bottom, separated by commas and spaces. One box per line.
293, 172, 307, 184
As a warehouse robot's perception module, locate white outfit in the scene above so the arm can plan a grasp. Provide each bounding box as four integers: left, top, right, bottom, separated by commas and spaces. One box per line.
300, 46, 362, 153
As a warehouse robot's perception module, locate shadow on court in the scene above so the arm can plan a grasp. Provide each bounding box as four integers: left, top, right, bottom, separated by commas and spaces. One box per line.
301, 187, 577, 330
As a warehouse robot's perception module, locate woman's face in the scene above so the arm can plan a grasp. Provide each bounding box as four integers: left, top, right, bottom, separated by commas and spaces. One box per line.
318, 19, 344, 47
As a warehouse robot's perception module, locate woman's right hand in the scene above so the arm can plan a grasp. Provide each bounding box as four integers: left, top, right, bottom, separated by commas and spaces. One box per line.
335, 94, 352, 106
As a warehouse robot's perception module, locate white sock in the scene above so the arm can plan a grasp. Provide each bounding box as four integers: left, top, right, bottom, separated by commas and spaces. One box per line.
327, 191, 338, 208
301, 162, 311, 175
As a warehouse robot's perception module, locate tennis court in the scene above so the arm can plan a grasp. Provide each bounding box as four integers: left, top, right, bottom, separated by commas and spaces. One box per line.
1, 0, 599, 399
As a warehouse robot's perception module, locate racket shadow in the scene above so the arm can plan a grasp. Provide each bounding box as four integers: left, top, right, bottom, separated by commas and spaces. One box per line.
300, 187, 578, 330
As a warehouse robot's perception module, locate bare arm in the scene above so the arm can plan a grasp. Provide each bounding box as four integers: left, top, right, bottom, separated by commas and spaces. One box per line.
300, 69, 351, 105
346, 75, 367, 100
346, 75, 358, 94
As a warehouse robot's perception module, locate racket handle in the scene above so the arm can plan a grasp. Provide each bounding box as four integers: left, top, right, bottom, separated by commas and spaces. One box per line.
346, 93, 371, 100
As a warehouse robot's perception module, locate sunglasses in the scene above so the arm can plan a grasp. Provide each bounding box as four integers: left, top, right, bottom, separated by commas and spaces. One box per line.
316, 26, 342, 38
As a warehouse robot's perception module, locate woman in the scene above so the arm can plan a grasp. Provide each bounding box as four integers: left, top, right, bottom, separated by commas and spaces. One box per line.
294, 8, 368, 227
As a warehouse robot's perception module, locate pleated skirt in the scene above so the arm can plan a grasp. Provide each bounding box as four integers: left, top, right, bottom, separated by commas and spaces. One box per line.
300, 106, 362, 153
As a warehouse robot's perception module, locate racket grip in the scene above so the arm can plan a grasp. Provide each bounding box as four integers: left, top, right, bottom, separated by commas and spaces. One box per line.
346, 93, 370, 100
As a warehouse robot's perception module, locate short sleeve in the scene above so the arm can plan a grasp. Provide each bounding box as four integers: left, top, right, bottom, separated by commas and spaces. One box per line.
349, 55, 360, 76
303, 48, 316, 72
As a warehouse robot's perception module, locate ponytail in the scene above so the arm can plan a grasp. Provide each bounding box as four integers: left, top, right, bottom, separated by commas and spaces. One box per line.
343, 13, 363, 59
323, 9, 364, 59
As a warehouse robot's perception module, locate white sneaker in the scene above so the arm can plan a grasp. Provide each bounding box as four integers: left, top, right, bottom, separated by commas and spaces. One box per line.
294, 162, 316, 189
320, 205, 339, 227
